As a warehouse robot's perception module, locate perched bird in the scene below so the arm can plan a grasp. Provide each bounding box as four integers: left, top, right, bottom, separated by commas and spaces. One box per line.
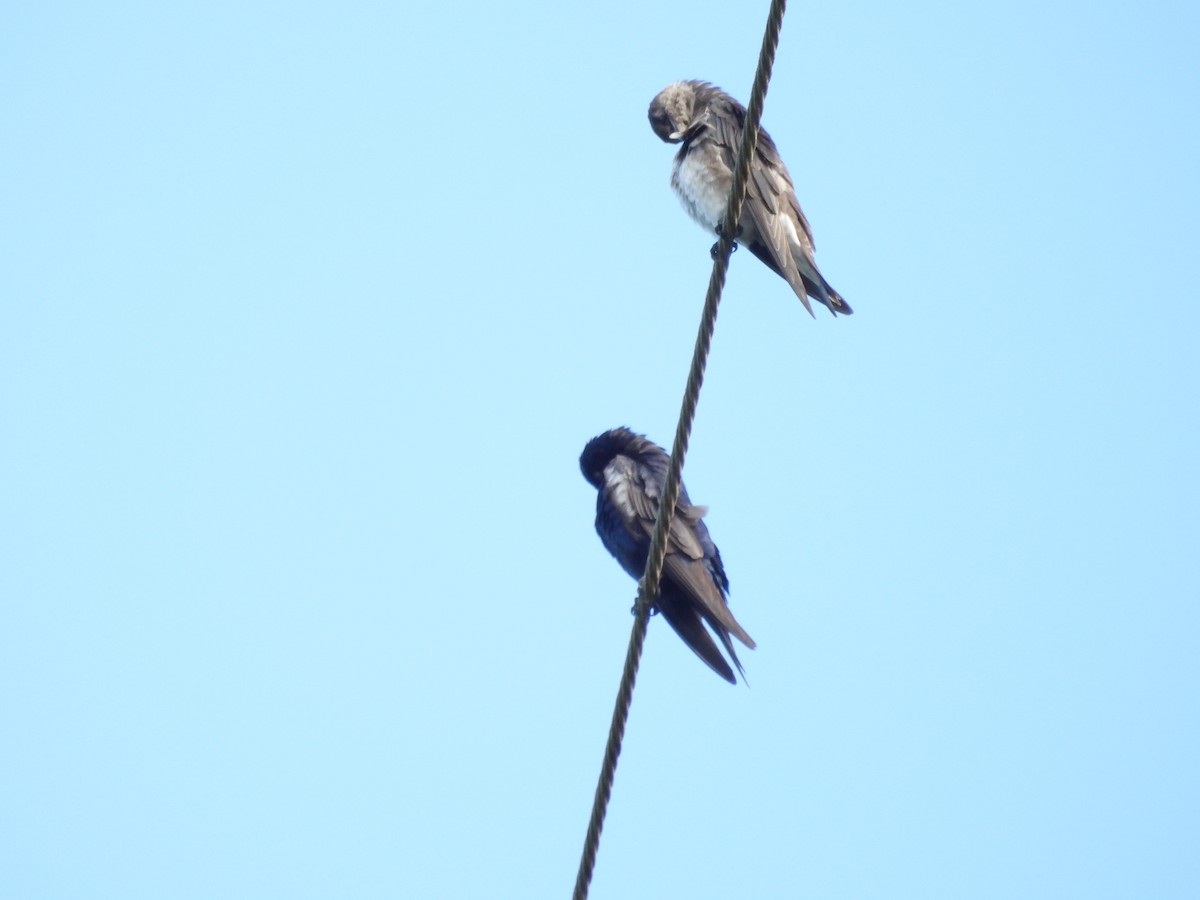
580, 427, 755, 684
648, 79, 852, 317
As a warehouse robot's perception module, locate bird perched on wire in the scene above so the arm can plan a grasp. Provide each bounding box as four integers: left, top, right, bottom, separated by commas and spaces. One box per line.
648, 79, 851, 318
580, 427, 755, 684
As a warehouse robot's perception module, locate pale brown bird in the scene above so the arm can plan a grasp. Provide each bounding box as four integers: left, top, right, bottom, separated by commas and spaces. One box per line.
649, 80, 851, 317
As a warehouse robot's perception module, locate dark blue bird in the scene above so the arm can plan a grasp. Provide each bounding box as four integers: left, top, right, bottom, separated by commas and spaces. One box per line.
580, 427, 755, 684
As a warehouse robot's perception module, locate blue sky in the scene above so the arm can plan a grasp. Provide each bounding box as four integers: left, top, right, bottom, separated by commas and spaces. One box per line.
3, 1, 1198, 897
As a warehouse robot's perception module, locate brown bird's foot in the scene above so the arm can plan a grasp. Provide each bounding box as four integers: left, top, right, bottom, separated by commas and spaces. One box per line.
711, 222, 743, 258
710, 239, 739, 259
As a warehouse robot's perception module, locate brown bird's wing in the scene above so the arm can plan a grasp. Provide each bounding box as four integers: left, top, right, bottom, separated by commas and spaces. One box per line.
704, 93, 854, 315
706, 101, 817, 317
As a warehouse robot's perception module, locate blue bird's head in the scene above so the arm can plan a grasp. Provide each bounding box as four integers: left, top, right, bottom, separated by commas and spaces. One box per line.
579, 427, 643, 489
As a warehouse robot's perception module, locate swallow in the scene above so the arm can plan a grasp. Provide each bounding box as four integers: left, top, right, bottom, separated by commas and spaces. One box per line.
580, 427, 755, 684
648, 79, 852, 317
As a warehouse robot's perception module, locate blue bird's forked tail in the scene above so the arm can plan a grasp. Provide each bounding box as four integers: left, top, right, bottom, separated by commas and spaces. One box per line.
655, 588, 747, 685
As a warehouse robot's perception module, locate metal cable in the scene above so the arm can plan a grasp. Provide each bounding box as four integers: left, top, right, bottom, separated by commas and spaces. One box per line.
572, 2, 789, 897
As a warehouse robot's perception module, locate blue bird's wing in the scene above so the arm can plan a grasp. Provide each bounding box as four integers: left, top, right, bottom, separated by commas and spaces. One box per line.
595, 454, 754, 683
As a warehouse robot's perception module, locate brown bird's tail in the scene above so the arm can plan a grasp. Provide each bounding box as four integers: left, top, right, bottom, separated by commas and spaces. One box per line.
746, 238, 852, 318
801, 269, 853, 317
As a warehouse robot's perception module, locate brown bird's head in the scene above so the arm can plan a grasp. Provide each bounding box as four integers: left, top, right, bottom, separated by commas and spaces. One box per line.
648, 80, 712, 143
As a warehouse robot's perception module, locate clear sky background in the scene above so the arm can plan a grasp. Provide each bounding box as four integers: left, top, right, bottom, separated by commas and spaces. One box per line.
3, 1, 1198, 897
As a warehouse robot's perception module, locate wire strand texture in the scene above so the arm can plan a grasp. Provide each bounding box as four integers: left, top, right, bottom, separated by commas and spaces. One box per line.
571, 2, 789, 898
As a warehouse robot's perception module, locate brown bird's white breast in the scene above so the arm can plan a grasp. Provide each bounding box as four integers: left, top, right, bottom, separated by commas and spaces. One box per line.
670, 145, 730, 234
